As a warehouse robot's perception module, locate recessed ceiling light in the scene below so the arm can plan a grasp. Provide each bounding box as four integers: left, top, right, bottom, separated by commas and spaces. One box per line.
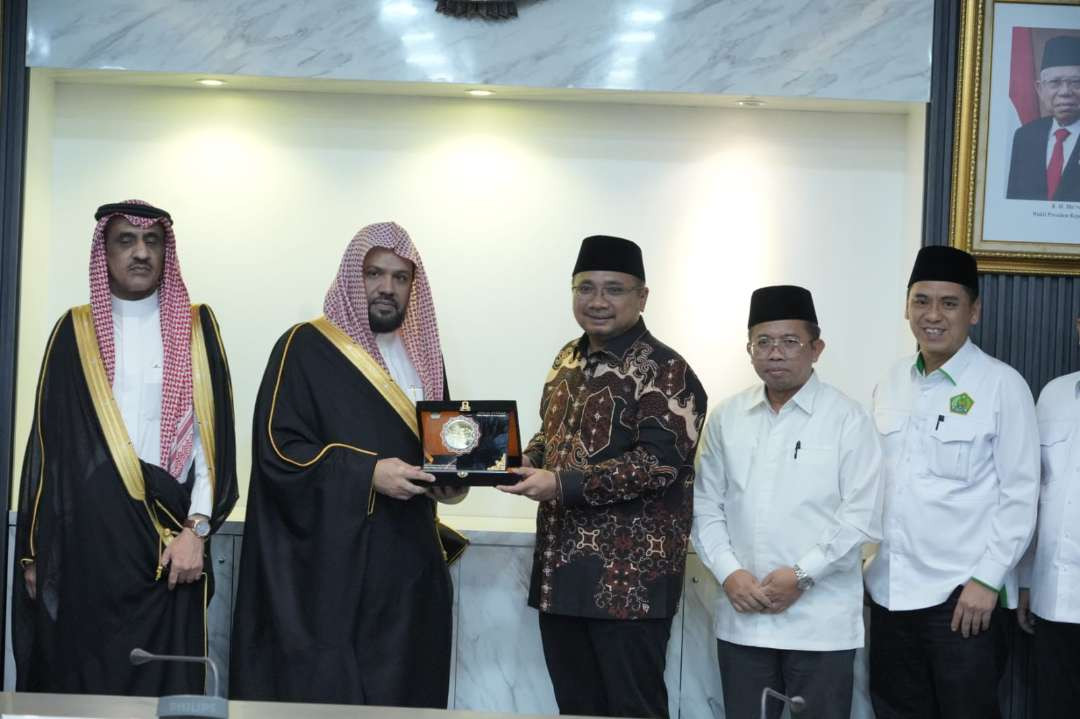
617, 31, 656, 44
629, 10, 665, 24
382, 1, 419, 19
467, 89, 494, 97
196, 79, 226, 87
736, 98, 765, 108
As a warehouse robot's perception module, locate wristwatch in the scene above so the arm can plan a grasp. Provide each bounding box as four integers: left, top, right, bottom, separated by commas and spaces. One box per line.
183, 517, 211, 539
793, 564, 815, 591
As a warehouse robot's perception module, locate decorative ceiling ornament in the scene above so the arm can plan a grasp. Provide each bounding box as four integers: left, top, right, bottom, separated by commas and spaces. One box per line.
436, 0, 519, 19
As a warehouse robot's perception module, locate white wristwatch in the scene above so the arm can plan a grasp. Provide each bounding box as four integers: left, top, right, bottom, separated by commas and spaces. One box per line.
793, 564, 815, 591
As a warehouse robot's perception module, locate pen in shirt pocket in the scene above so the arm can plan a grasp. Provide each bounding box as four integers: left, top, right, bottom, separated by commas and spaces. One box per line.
794, 440, 801, 459
935, 414, 944, 430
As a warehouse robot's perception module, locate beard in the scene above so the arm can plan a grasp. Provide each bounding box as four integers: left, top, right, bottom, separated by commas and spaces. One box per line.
368, 302, 406, 333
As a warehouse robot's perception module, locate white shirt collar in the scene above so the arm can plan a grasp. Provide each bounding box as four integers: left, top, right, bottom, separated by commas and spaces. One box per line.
111, 290, 159, 316
1052, 116, 1080, 134
910, 337, 976, 385
374, 330, 404, 354
747, 370, 821, 415
374, 331, 424, 402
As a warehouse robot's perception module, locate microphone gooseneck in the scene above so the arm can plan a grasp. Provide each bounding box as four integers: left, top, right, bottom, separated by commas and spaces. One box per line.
128, 647, 220, 698
761, 687, 807, 718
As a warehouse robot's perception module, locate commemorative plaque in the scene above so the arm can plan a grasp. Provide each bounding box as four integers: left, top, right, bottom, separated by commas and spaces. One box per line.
416, 400, 522, 486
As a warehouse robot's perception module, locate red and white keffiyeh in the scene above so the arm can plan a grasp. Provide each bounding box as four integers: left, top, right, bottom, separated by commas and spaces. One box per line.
323, 222, 445, 402
89, 199, 194, 481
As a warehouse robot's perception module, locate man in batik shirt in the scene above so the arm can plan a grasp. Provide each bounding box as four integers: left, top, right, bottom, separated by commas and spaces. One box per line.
500, 234, 707, 719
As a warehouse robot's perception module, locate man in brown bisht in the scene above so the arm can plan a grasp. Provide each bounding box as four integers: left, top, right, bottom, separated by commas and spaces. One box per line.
500, 235, 708, 719
13, 200, 238, 695
230, 221, 466, 707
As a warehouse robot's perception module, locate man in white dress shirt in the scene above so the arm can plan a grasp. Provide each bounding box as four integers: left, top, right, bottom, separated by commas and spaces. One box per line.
694, 284, 884, 719
12, 200, 238, 694
1016, 313, 1080, 717
866, 246, 1040, 719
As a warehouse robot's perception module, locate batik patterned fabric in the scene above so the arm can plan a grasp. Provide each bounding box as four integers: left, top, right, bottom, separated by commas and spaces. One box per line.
323, 222, 445, 402
525, 318, 707, 620
89, 199, 194, 480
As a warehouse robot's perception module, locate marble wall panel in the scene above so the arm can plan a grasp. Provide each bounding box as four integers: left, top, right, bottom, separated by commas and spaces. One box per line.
27, 0, 932, 102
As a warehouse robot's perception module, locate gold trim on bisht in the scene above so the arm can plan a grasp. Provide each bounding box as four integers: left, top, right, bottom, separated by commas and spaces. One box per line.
72, 305, 148, 501
190, 305, 217, 499
25, 314, 66, 562
309, 317, 467, 558
71, 305, 174, 549
438, 515, 469, 565
267, 323, 378, 467
268, 322, 379, 515
310, 316, 419, 438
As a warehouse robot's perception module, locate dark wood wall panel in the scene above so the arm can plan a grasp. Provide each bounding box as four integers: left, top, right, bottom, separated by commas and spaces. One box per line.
0, 0, 29, 690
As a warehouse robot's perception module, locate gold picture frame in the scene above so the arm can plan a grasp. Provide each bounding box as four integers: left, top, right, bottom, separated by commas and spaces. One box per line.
950, 0, 1080, 275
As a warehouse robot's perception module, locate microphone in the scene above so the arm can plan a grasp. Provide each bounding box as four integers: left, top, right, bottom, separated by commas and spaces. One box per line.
129, 648, 228, 718
761, 687, 807, 718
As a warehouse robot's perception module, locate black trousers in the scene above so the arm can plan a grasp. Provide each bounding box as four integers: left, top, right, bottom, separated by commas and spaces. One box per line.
1031, 614, 1080, 719
869, 587, 1007, 719
715, 639, 855, 719
538, 612, 673, 718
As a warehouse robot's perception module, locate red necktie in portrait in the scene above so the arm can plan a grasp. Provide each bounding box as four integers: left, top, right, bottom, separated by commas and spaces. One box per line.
1047, 128, 1070, 200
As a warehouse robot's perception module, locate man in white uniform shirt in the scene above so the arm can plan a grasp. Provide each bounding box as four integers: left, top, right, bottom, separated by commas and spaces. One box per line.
12, 200, 238, 694
866, 246, 1040, 719
1016, 314, 1080, 717
694, 285, 884, 719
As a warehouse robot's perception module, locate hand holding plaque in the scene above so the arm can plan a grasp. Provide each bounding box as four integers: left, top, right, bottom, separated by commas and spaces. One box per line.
416, 400, 523, 486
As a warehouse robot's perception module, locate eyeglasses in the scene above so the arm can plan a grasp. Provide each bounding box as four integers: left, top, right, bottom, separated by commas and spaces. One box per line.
748, 337, 807, 358
1040, 77, 1080, 92
571, 284, 643, 300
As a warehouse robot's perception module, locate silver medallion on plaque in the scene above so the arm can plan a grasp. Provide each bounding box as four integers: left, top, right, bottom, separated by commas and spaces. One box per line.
441, 415, 481, 455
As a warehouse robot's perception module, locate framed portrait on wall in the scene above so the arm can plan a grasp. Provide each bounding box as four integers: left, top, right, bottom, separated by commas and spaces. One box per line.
952, 0, 1080, 274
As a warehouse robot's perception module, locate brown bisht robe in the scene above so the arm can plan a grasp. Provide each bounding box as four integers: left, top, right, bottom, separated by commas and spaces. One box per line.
12, 305, 238, 695
229, 319, 456, 707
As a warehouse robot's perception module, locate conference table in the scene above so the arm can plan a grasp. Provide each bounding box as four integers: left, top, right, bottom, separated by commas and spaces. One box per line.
0, 693, 593, 718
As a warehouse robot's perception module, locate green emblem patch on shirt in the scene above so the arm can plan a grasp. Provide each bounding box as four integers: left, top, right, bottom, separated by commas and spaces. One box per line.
949, 393, 974, 415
